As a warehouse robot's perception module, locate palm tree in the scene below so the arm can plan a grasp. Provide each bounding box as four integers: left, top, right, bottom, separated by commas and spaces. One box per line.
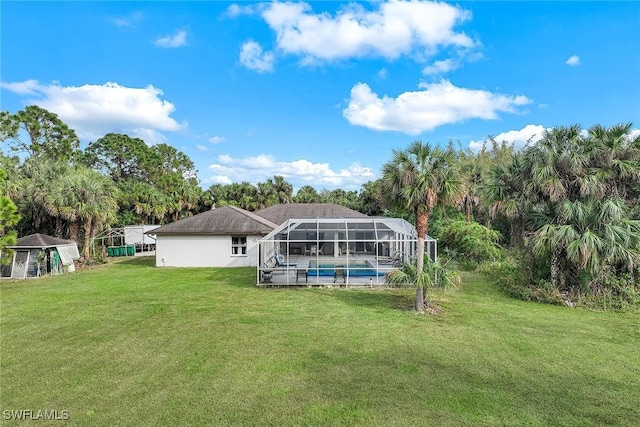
20, 158, 71, 236
505, 124, 640, 292
482, 152, 530, 246
455, 150, 483, 222
386, 258, 460, 307
119, 180, 169, 225
256, 181, 278, 209
58, 167, 119, 258
530, 198, 640, 291
587, 123, 640, 202
294, 185, 321, 203
381, 141, 461, 311
272, 175, 293, 204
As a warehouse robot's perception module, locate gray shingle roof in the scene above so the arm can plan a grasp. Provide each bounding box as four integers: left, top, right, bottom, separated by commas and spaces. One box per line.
255, 203, 367, 225
152, 205, 278, 235
9, 233, 77, 248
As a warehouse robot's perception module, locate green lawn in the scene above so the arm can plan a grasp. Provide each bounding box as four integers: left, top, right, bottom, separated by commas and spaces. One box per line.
1, 257, 638, 426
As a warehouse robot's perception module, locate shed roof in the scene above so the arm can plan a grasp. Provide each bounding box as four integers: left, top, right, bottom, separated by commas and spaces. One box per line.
152, 205, 278, 235
8, 233, 77, 249
255, 203, 366, 225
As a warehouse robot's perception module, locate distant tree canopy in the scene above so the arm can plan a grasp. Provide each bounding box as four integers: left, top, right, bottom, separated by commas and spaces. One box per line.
0, 168, 20, 264
1, 106, 80, 161
84, 133, 197, 183
2, 106, 638, 307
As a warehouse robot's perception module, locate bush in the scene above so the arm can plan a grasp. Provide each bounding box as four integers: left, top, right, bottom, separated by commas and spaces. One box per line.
434, 220, 504, 270
478, 256, 640, 310
575, 272, 640, 311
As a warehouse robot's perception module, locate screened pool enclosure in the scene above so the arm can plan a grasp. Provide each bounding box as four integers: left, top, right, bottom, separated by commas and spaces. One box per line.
256, 217, 437, 286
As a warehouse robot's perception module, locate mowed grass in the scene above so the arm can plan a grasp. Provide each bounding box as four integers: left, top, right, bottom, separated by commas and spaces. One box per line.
1, 258, 638, 426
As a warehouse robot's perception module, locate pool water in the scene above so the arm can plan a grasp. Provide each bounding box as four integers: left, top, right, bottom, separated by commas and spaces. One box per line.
306, 261, 385, 277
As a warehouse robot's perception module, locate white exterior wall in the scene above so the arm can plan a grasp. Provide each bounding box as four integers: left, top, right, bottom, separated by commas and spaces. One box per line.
155, 234, 262, 267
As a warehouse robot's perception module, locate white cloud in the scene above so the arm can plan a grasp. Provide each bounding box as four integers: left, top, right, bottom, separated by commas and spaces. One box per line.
0, 79, 39, 95
208, 136, 226, 144
129, 128, 169, 146
1, 80, 183, 143
113, 11, 143, 28
239, 41, 275, 73
226, 4, 257, 18
422, 58, 457, 75
469, 124, 548, 151
155, 29, 188, 48
468, 125, 640, 151
197, 144, 209, 152
566, 55, 581, 66
258, 0, 475, 64
343, 80, 532, 134
377, 68, 388, 80
206, 154, 375, 189
210, 175, 233, 185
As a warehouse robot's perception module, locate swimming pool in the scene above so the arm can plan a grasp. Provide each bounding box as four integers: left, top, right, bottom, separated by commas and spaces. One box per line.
306, 261, 386, 277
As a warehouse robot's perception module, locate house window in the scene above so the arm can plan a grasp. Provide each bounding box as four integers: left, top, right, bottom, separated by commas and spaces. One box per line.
231, 236, 247, 256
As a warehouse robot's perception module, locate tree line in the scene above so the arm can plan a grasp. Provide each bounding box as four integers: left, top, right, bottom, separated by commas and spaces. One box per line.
0, 106, 394, 259
2, 105, 639, 308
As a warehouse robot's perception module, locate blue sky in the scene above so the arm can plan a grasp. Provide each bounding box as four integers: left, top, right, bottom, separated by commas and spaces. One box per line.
2, 1, 639, 191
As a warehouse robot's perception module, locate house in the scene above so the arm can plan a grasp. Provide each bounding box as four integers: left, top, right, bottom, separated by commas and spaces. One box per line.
149, 203, 434, 279
150, 203, 369, 268
151, 205, 278, 267
1, 233, 80, 279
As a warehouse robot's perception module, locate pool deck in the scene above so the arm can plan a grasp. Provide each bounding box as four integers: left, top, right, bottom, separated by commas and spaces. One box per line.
258, 254, 403, 287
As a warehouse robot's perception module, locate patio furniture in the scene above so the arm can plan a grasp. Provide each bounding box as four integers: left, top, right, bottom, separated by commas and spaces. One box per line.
296, 268, 307, 283
334, 265, 345, 284
274, 254, 297, 267
377, 250, 403, 266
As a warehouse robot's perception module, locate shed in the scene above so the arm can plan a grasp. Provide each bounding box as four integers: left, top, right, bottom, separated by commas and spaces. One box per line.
3, 233, 80, 279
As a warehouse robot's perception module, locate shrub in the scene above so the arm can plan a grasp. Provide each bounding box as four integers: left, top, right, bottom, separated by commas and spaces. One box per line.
434, 220, 504, 270
575, 272, 640, 311
479, 256, 640, 310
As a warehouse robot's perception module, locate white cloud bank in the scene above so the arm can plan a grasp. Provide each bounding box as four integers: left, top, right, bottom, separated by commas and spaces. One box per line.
233, 0, 476, 70
469, 126, 640, 152
566, 55, 581, 66
0, 80, 183, 144
206, 154, 375, 189
343, 80, 532, 134
469, 124, 548, 151
239, 41, 275, 73
155, 29, 188, 48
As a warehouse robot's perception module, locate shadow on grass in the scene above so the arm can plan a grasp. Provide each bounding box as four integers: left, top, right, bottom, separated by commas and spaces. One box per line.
113, 256, 156, 268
